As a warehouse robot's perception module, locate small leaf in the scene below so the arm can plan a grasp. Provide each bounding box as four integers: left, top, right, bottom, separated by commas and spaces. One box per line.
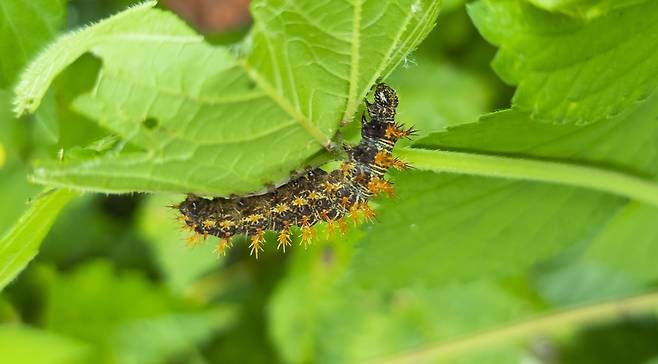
468, 0, 658, 124
43, 260, 236, 363
0, 188, 76, 290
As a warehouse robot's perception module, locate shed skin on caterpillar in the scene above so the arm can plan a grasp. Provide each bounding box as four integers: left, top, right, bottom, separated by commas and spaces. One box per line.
178, 83, 412, 257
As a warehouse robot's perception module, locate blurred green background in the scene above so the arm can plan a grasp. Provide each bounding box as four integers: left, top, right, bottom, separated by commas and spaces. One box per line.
2, 1, 658, 364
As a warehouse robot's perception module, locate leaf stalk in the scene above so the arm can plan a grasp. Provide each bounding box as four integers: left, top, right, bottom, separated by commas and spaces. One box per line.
398, 148, 658, 207
369, 290, 658, 364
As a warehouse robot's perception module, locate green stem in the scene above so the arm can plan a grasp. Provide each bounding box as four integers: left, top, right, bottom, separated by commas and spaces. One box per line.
368, 291, 658, 364
397, 148, 658, 208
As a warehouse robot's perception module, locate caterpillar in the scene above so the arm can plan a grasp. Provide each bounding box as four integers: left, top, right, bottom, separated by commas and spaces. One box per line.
177, 83, 414, 258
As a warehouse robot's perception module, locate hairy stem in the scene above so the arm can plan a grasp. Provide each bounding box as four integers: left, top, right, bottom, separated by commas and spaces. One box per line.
397, 148, 658, 207
369, 290, 658, 364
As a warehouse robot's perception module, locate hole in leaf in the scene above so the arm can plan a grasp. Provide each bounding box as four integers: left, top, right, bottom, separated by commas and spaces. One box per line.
142, 117, 159, 130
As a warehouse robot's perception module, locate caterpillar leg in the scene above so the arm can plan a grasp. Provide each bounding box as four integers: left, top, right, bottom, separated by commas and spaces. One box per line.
213, 238, 231, 257
277, 225, 292, 253
249, 229, 265, 259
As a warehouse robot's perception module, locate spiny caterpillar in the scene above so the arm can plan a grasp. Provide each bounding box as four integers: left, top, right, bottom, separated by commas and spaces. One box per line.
177, 83, 414, 258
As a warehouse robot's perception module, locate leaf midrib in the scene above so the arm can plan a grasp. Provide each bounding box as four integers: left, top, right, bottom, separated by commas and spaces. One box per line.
236, 58, 332, 148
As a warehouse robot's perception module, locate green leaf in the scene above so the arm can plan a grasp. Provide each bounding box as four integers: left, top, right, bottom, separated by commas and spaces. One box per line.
0, 0, 65, 88
0, 189, 76, 290
13, 1, 158, 114
533, 260, 641, 306
44, 260, 185, 341
15, 0, 441, 196
43, 260, 236, 363
316, 281, 533, 363
585, 203, 658, 284
110, 309, 236, 364
350, 90, 658, 289
527, 0, 649, 19
468, 0, 658, 124
352, 170, 620, 289
0, 325, 90, 364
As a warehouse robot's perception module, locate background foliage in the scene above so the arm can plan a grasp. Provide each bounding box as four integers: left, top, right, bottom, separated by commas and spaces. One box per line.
1, 0, 658, 363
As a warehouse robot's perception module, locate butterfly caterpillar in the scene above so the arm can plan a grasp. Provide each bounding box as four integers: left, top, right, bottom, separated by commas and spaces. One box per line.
177, 83, 414, 257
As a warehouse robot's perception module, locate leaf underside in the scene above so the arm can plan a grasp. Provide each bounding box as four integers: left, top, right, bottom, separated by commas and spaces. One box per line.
15, 0, 441, 197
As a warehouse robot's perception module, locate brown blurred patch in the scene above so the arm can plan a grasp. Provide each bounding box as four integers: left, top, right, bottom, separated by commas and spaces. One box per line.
164, 0, 251, 33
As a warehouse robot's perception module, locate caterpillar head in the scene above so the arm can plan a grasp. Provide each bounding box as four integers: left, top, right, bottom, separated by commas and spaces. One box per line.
361, 83, 400, 142
179, 195, 204, 222
367, 83, 398, 121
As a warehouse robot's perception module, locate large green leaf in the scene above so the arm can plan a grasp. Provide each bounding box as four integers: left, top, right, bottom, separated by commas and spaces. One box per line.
349, 89, 658, 289
0, 0, 65, 88
15, 0, 441, 196
0, 189, 76, 290
468, 0, 658, 124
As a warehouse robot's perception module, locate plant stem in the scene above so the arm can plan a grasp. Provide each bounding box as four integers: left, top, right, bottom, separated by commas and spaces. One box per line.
397, 148, 658, 208
368, 290, 658, 364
